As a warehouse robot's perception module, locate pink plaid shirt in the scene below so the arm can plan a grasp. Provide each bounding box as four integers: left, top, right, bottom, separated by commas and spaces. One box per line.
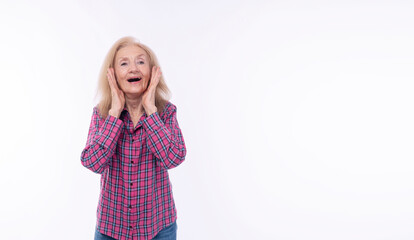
80, 101, 186, 240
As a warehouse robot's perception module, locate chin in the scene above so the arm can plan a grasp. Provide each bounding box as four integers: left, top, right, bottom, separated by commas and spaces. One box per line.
120, 87, 141, 96
121, 82, 146, 96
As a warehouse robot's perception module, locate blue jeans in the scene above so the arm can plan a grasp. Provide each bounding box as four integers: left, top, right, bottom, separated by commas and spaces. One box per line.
94, 221, 177, 240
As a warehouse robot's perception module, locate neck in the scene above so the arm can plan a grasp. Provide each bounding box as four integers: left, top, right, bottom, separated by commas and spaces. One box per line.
124, 94, 144, 117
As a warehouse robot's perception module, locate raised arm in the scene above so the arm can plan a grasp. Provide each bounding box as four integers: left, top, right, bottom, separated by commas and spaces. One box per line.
80, 107, 124, 174
143, 103, 187, 169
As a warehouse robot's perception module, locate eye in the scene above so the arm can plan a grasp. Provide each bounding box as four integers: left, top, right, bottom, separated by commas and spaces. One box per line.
121, 62, 127, 66
138, 61, 145, 65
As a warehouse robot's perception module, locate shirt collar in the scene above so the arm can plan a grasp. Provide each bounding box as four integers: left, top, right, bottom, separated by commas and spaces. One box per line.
120, 106, 148, 118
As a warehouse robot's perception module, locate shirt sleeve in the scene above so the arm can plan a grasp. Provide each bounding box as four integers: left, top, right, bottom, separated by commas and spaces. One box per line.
142, 103, 187, 169
80, 106, 124, 174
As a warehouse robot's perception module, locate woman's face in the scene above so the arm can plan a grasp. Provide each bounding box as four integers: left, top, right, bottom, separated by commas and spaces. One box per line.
113, 45, 151, 97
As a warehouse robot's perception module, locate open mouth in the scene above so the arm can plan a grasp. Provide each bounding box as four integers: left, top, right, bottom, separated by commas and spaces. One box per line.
127, 78, 142, 82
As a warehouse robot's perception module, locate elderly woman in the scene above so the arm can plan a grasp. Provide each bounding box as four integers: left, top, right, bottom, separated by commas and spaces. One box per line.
80, 36, 187, 240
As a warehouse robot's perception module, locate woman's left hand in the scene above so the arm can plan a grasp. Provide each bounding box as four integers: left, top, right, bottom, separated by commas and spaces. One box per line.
142, 66, 161, 115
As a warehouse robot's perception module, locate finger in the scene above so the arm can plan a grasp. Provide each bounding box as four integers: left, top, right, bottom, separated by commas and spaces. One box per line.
152, 66, 156, 77
107, 68, 120, 92
147, 66, 156, 88
151, 66, 161, 86
117, 88, 124, 101
154, 67, 161, 85
109, 68, 120, 90
107, 69, 116, 91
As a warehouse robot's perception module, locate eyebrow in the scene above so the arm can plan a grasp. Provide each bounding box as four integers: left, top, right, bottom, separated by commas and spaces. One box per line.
118, 54, 146, 62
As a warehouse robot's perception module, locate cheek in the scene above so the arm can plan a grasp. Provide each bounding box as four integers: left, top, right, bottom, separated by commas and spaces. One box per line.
142, 78, 149, 87
114, 69, 125, 81
143, 65, 151, 76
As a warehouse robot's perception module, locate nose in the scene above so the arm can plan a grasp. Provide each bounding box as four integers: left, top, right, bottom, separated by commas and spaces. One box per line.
129, 62, 140, 73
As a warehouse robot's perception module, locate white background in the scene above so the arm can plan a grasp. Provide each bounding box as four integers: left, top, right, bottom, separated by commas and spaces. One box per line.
0, 0, 413, 239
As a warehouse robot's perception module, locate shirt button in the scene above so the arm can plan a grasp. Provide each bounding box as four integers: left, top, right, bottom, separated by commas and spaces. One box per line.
131, 161, 134, 164
129, 226, 133, 229
131, 139, 134, 142
129, 205, 132, 209
130, 183, 133, 186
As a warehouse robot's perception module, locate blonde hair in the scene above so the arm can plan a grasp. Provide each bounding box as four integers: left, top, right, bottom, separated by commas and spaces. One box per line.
95, 36, 171, 118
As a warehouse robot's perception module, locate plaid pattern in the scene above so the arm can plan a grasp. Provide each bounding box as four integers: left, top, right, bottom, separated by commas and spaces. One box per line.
81, 101, 186, 240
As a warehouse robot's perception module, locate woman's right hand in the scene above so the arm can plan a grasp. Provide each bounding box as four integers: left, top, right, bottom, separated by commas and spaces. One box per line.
107, 67, 125, 118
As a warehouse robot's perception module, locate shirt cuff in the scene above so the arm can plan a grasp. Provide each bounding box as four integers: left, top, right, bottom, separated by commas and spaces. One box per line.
96, 115, 124, 151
